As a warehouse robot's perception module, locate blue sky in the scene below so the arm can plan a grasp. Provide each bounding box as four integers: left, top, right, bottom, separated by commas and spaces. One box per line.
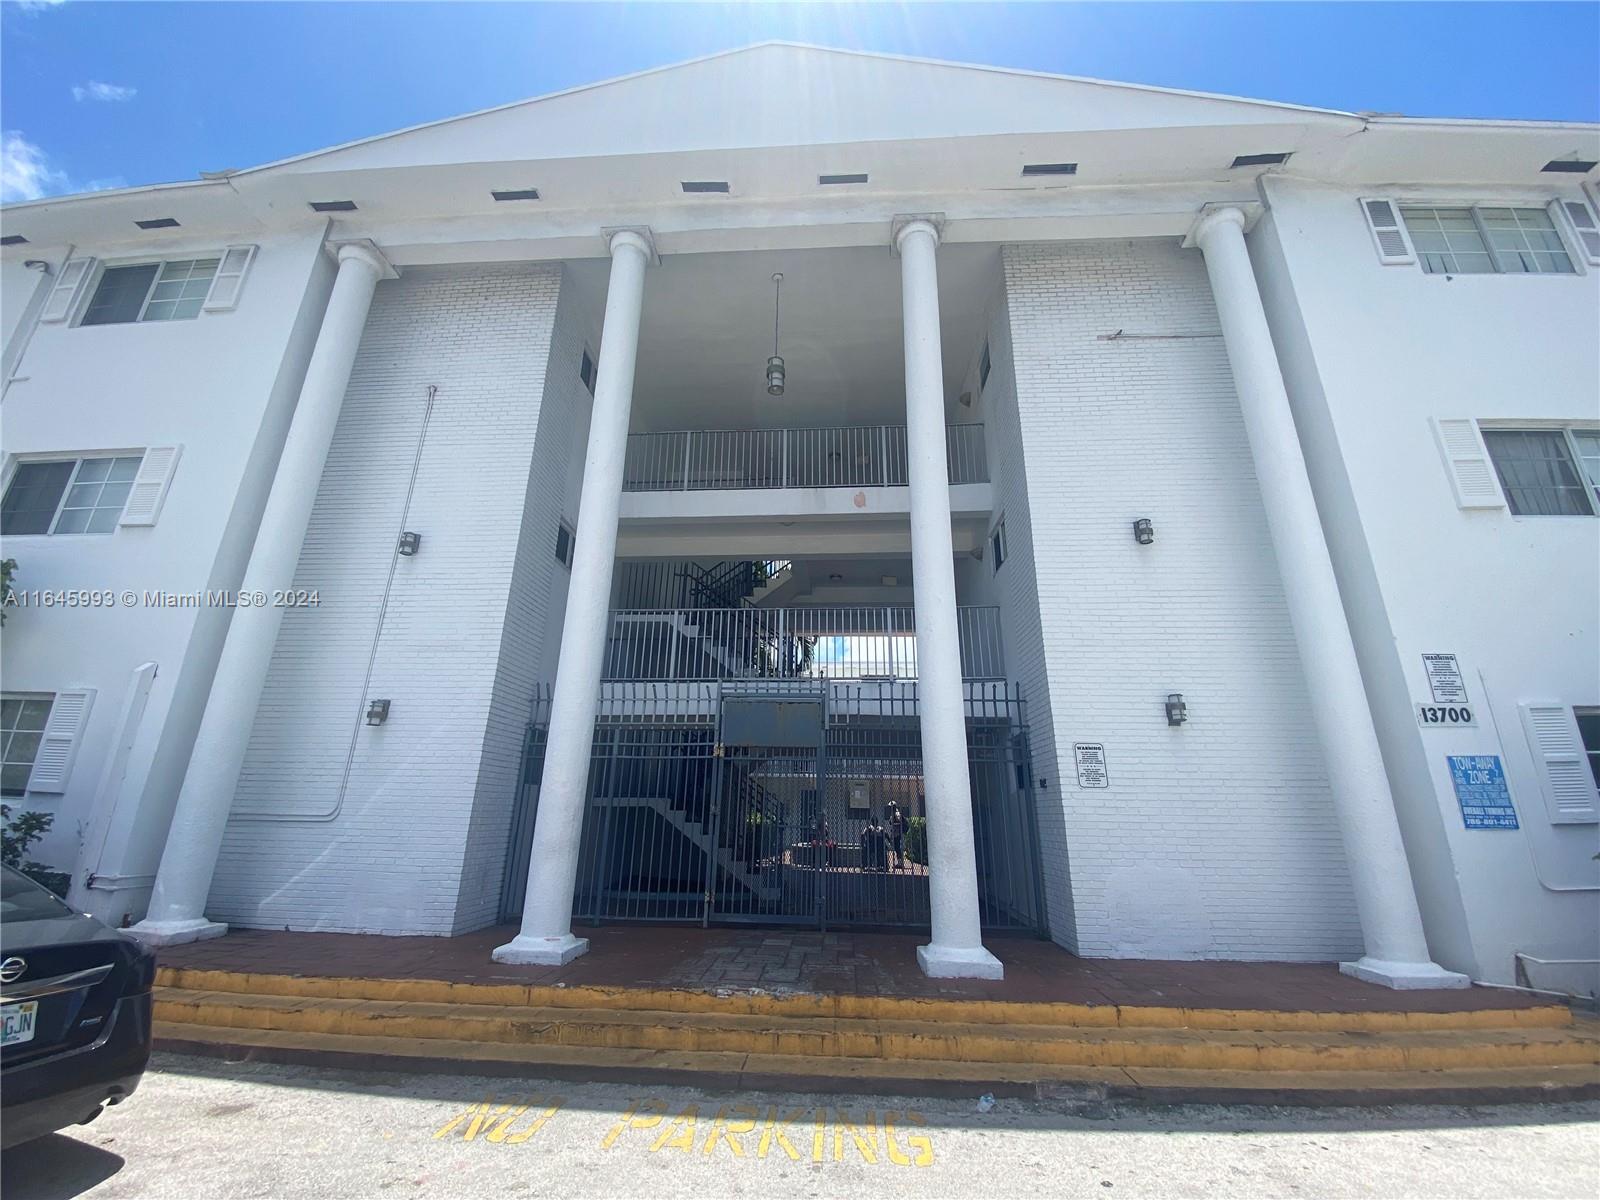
3, 2, 1597, 203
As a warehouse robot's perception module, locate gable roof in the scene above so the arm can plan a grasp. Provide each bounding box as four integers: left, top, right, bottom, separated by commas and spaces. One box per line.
241, 41, 1361, 178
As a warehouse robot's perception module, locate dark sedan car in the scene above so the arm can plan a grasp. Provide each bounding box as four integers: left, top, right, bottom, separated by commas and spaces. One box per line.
1, 865, 156, 1149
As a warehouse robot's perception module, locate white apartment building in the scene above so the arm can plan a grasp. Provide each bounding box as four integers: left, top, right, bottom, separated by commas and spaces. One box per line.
1, 44, 1595, 989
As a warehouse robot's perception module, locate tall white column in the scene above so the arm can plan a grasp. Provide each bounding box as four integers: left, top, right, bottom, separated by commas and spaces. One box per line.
1192, 207, 1467, 989
129, 240, 393, 946
494, 229, 654, 966
895, 217, 1004, 980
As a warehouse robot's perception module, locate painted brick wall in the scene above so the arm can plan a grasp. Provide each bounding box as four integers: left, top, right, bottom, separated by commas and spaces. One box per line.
212, 262, 574, 935
453, 268, 594, 929
1001, 240, 1363, 961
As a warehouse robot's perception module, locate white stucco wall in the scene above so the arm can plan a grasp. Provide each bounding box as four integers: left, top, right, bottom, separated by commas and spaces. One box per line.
1002, 238, 1364, 961
0, 230, 331, 923
210, 261, 592, 935
1253, 176, 1600, 993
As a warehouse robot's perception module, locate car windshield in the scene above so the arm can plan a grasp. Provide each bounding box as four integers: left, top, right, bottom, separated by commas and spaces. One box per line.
0, 865, 73, 922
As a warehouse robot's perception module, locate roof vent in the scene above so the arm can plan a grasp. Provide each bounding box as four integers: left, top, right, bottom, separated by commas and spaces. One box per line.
135, 217, 180, 230
1231, 152, 1291, 168
819, 173, 868, 185
681, 181, 730, 194
0, 235, 27, 246
1542, 159, 1598, 174
309, 200, 358, 212
491, 188, 541, 201
1021, 163, 1077, 176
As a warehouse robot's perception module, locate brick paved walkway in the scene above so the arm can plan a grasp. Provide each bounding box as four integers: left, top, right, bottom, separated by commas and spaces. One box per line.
156, 923, 1547, 1013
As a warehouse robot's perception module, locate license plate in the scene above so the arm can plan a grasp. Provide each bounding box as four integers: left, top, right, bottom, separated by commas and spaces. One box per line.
2, 1000, 38, 1047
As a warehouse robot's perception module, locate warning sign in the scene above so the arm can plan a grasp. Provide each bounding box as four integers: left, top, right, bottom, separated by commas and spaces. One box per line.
1422, 654, 1468, 704
1073, 743, 1109, 788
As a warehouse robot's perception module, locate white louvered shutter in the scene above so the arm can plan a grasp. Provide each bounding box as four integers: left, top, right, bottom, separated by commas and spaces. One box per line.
1552, 198, 1600, 266
1519, 703, 1600, 824
1430, 419, 1506, 509
118, 445, 182, 527
1358, 198, 1416, 265
26, 689, 95, 793
38, 257, 95, 323
202, 245, 257, 312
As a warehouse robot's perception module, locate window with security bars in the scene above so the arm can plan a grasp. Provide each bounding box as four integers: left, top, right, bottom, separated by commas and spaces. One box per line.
0, 455, 144, 534
1400, 206, 1574, 275
1481, 429, 1596, 516
1, 695, 54, 796
81, 257, 221, 325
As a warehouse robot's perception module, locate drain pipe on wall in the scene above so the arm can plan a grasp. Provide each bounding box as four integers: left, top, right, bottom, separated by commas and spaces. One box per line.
2, 250, 68, 401
239, 383, 439, 823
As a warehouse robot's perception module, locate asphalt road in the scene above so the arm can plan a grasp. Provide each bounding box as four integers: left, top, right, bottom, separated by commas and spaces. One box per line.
3, 1053, 1596, 1199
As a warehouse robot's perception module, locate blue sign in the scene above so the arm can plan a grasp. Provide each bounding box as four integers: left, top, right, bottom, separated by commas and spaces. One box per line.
1448, 755, 1519, 830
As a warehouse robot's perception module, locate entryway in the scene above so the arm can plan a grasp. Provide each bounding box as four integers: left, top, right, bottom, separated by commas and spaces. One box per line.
497, 681, 1046, 935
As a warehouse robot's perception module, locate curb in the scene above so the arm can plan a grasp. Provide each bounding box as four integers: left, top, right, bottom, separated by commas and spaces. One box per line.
153, 1034, 1600, 1108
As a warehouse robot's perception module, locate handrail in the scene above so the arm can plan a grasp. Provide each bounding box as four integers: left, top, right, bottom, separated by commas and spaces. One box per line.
622, 423, 988, 492
602, 605, 1005, 681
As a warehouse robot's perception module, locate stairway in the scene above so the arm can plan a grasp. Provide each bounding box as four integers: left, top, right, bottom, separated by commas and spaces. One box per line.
609, 796, 780, 902
150, 967, 1600, 1103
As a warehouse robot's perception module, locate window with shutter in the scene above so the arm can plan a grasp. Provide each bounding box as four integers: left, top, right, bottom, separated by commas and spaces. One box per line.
1553, 197, 1600, 266
119, 445, 181, 526
38, 257, 95, 323
25, 689, 95, 793
1430, 418, 1506, 509
1359, 198, 1416, 265
202, 245, 257, 311
1519, 703, 1600, 824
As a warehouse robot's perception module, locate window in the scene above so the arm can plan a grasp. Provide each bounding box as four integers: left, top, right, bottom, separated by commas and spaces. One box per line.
579, 349, 596, 395
555, 520, 575, 568
989, 516, 1007, 573
1481, 429, 1597, 516
1, 695, 53, 797
1400, 206, 1574, 275
979, 341, 992, 390
80, 257, 220, 325
1, 455, 143, 535
1578, 709, 1600, 790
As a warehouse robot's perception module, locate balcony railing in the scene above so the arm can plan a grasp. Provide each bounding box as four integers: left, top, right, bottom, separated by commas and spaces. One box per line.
622, 423, 988, 492
602, 605, 1005, 681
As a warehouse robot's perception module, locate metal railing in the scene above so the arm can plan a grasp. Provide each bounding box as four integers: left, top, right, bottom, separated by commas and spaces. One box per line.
602, 605, 1004, 681
622, 423, 988, 492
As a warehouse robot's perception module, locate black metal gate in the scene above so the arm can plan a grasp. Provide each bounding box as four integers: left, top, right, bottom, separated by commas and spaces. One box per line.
500, 681, 1046, 934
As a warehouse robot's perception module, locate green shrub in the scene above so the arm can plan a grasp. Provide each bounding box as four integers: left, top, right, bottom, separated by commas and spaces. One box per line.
1, 803, 68, 895
905, 815, 928, 866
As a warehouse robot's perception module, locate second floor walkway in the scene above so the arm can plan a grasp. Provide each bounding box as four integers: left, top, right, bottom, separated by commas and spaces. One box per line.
623, 423, 988, 492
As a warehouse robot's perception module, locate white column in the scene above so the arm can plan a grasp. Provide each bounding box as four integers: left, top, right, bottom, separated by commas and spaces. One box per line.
1192, 207, 1467, 989
129, 240, 393, 946
494, 228, 653, 966
895, 217, 1004, 980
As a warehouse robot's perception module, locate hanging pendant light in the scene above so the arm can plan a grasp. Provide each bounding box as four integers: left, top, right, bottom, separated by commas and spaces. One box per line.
766, 271, 786, 396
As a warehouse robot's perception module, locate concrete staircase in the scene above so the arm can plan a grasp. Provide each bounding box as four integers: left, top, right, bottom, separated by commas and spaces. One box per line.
610, 796, 781, 902
150, 967, 1600, 1103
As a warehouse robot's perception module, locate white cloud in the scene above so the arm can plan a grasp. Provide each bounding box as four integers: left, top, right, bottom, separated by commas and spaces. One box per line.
1, 130, 70, 202
72, 81, 136, 103
15, 1, 68, 12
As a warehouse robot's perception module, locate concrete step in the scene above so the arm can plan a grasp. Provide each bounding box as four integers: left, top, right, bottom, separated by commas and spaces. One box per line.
152, 1021, 1600, 1105
152, 987, 1600, 1073
152, 967, 1574, 1032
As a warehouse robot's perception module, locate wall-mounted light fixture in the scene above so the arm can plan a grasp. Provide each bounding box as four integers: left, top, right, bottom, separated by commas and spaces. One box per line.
398, 531, 422, 556
1165, 693, 1187, 726
366, 699, 391, 726
1133, 518, 1154, 545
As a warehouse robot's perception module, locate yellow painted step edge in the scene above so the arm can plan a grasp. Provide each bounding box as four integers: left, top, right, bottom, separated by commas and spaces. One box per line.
152, 1021, 1600, 1097
152, 1001, 1600, 1073
152, 966, 1571, 1032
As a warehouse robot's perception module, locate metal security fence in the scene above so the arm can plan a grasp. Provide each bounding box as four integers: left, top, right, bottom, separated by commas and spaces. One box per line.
603, 605, 1005, 683
499, 681, 1046, 935
622, 423, 988, 492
